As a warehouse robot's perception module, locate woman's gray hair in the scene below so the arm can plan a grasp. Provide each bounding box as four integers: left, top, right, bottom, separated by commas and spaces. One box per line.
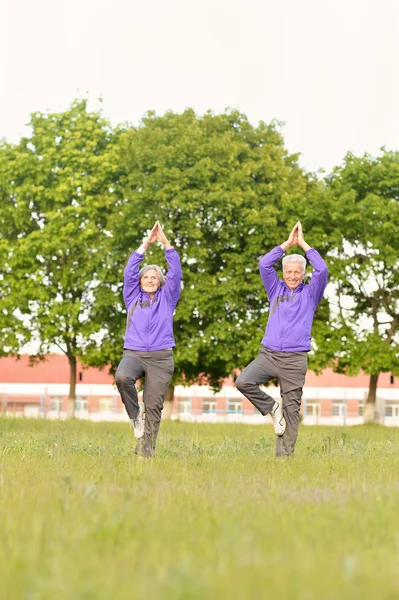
139, 264, 166, 286
282, 254, 307, 273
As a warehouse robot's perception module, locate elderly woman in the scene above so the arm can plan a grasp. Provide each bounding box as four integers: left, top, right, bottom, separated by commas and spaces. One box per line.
115, 221, 182, 457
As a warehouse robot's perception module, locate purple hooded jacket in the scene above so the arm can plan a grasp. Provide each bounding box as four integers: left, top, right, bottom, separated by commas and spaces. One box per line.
259, 245, 328, 352
123, 248, 182, 352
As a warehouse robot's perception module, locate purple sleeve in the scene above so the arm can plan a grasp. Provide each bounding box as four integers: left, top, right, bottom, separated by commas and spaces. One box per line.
258, 246, 284, 299
163, 248, 182, 307
123, 251, 144, 309
305, 248, 328, 306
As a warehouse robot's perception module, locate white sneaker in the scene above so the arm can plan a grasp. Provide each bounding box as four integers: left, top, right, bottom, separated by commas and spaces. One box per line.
131, 403, 145, 439
270, 400, 286, 436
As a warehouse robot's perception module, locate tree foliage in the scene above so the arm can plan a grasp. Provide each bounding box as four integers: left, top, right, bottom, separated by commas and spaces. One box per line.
324, 150, 399, 419
9, 100, 396, 416
0, 99, 122, 414
86, 109, 327, 389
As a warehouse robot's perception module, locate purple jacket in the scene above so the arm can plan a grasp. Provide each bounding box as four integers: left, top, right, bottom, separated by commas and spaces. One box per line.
259, 246, 328, 352
123, 248, 182, 351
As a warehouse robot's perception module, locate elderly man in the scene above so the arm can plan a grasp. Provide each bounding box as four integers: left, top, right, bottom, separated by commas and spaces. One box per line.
236, 222, 328, 457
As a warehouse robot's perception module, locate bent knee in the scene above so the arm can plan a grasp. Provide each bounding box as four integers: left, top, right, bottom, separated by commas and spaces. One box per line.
236, 375, 250, 393
114, 371, 124, 387
115, 371, 133, 388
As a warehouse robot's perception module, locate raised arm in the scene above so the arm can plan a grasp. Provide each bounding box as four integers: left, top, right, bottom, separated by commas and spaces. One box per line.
305, 248, 328, 306
259, 246, 283, 298
123, 222, 158, 308
123, 252, 144, 308
157, 222, 182, 306
297, 222, 328, 305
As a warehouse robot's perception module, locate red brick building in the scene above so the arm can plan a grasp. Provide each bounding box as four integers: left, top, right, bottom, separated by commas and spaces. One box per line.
0, 355, 398, 425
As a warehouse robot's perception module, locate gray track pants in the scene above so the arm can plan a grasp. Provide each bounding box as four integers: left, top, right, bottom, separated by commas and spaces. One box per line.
236, 346, 307, 457
115, 349, 174, 457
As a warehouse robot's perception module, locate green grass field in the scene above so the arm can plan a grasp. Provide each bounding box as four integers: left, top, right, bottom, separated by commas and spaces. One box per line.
1, 418, 399, 600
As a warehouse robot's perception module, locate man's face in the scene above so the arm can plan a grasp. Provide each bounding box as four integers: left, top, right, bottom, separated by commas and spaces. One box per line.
283, 262, 305, 292
140, 269, 160, 296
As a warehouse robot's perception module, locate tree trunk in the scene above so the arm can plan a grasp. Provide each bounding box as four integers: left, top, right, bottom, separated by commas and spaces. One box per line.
162, 383, 175, 420
363, 372, 379, 423
67, 354, 77, 419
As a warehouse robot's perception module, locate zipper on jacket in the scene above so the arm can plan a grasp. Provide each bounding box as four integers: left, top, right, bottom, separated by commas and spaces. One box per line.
147, 297, 155, 352
147, 298, 151, 352
280, 289, 294, 351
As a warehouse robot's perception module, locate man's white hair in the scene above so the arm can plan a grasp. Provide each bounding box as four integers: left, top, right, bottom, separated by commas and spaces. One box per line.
139, 264, 166, 286
282, 254, 306, 273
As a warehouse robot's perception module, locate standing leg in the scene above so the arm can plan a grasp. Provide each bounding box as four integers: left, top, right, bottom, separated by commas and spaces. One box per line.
276, 352, 307, 457
115, 351, 144, 419
235, 347, 277, 415
140, 350, 174, 457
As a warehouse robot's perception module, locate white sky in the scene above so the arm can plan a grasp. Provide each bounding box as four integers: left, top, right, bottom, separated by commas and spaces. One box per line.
1, 0, 398, 173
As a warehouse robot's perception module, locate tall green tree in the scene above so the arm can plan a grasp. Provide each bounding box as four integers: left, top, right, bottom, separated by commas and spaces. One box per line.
85, 109, 329, 407
0, 99, 122, 416
325, 150, 399, 421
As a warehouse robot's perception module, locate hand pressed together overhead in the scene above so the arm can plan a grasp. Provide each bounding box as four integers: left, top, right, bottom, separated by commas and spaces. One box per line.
142, 221, 172, 251
281, 221, 311, 252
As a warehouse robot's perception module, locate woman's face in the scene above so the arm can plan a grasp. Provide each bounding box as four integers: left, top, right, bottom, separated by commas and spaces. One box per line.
140, 268, 160, 296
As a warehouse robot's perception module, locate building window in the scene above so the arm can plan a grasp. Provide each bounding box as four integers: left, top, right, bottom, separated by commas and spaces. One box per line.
49, 397, 63, 412
202, 400, 217, 414
332, 402, 343, 417
75, 397, 88, 412
99, 398, 112, 412
390, 375, 395, 385
358, 404, 364, 417
385, 405, 399, 417
228, 400, 242, 413
178, 399, 191, 414
305, 403, 320, 416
